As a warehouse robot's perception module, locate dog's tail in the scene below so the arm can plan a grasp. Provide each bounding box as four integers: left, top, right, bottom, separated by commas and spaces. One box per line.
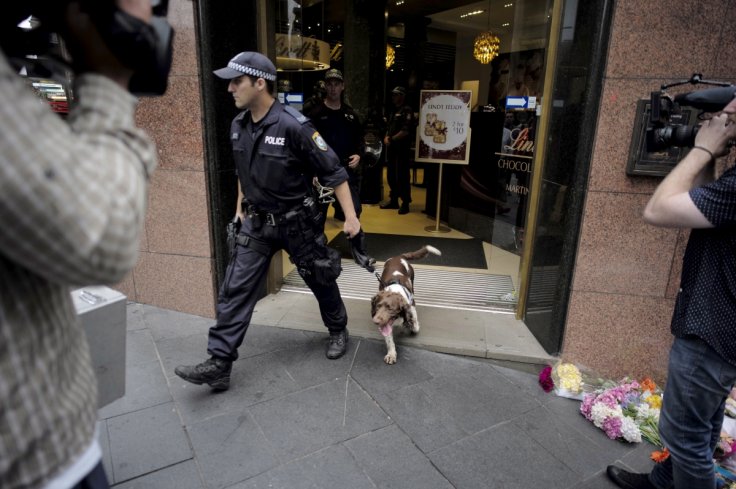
401, 245, 442, 261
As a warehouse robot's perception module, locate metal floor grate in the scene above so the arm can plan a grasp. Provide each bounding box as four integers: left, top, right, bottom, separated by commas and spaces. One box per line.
281, 261, 516, 312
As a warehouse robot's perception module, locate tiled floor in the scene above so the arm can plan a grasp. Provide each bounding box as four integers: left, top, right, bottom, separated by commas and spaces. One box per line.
96, 302, 657, 488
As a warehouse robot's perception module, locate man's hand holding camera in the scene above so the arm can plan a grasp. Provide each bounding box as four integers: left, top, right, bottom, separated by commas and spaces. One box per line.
694, 98, 736, 160
644, 96, 736, 228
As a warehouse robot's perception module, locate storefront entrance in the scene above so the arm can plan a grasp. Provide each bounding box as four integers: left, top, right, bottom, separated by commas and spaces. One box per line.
271, 0, 555, 314
198, 0, 612, 357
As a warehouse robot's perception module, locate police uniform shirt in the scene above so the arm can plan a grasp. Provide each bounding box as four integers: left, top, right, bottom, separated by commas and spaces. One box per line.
387, 104, 415, 148
671, 165, 736, 364
310, 104, 363, 165
231, 101, 348, 211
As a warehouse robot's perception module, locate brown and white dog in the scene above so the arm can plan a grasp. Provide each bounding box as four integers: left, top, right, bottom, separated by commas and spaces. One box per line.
370, 245, 441, 364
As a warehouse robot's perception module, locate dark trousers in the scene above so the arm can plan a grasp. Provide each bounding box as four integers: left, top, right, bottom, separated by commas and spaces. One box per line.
208, 216, 347, 361
385, 147, 411, 204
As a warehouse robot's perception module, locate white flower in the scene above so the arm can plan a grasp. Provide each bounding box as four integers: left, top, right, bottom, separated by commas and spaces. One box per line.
621, 416, 642, 443
633, 403, 661, 424
635, 403, 652, 421
591, 403, 621, 428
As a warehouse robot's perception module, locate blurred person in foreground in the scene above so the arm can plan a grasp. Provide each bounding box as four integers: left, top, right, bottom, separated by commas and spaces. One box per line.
174, 52, 362, 391
607, 95, 736, 489
0, 1, 167, 487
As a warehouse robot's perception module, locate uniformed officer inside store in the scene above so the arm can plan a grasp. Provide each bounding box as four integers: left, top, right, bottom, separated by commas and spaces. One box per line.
175, 52, 362, 391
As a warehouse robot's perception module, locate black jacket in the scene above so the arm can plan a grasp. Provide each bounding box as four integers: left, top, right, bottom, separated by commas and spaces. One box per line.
231, 101, 348, 212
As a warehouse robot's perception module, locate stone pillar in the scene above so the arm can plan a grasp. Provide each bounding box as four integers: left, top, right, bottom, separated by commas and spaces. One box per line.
344, 0, 387, 118
194, 0, 259, 288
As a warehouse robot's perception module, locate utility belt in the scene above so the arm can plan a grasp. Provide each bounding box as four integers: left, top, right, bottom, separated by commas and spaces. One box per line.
240, 194, 339, 285
244, 194, 322, 229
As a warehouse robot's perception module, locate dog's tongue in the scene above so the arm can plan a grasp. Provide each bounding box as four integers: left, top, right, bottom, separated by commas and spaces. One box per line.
380, 320, 394, 337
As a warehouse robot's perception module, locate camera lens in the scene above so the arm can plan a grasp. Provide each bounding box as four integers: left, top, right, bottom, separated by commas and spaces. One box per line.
647, 125, 698, 152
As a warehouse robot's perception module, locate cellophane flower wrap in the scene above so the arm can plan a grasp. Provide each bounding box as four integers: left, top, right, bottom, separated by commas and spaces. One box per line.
580, 377, 663, 447
546, 362, 608, 400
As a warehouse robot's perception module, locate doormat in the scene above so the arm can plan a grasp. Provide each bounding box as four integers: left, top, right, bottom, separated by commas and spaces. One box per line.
328, 232, 487, 270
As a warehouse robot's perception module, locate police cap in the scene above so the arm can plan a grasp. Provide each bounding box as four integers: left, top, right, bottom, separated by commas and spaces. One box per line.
213, 52, 277, 81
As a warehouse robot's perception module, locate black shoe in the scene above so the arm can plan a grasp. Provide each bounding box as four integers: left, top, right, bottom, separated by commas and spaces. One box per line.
606, 466, 656, 489
326, 329, 349, 359
175, 356, 232, 390
398, 203, 410, 215
380, 200, 400, 209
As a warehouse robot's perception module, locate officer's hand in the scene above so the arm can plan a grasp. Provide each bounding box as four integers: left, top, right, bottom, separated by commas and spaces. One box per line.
347, 154, 361, 169
383, 136, 391, 147
235, 211, 245, 223
343, 216, 361, 239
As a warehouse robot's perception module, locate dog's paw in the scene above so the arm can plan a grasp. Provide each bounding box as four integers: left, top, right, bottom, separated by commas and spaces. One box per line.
384, 352, 397, 364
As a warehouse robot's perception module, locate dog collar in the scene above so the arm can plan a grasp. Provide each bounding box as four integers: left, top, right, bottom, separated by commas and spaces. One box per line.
385, 283, 413, 304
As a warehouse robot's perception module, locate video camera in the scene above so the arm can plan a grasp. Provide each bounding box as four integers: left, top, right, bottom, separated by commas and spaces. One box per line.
2, 0, 174, 96
646, 74, 736, 152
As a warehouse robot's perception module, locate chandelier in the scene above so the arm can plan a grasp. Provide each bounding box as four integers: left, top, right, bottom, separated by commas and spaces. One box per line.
473, 2, 500, 64
386, 43, 395, 69
473, 31, 500, 64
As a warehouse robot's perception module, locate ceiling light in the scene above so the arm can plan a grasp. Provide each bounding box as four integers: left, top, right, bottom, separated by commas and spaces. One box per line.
473, 1, 500, 65
460, 10, 485, 18
386, 43, 395, 69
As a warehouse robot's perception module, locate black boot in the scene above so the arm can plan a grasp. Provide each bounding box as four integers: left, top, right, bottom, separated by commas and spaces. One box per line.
398, 202, 410, 215
380, 200, 399, 209
348, 229, 376, 272
326, 329, 349, 359
175, 356, 232, 390
606, 466, 656, 489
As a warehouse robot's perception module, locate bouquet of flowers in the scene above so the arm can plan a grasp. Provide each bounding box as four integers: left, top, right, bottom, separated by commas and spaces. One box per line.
580, 377, 664, 448
538, 362, 609, 400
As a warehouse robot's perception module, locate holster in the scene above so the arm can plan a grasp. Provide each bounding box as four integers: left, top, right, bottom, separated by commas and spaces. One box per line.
226, 216, 241, 255
348, 229, 376, 273
312, 246, 342, 285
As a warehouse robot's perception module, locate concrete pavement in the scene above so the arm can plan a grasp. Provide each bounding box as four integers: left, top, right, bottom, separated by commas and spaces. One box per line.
96, 301, 656, 488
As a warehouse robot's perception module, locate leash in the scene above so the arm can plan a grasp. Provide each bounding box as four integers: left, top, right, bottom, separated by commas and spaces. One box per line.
375, 272, 387, 288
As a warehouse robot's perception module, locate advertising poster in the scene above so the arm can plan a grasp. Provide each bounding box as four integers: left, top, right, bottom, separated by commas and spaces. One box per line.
415, 90, 472, 164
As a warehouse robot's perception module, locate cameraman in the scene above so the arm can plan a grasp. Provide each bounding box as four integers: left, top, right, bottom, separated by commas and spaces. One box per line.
608, 96, 736, 489
0, 1, 160, 488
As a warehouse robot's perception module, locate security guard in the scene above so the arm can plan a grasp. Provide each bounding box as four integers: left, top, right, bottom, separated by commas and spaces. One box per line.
175, 52, 361, 390
307, 68, 364, 221
381, 86, 415, 215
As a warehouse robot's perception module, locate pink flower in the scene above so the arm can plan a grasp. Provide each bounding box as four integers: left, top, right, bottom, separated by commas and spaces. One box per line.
603, 416, 623, 439
580, 394, 595, 419
538, 365, 554, 393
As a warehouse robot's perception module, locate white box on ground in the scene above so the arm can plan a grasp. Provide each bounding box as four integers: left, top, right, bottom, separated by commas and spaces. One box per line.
71, 286, 127, 408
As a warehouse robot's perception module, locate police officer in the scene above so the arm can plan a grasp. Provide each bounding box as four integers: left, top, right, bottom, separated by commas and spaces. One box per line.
307, 68, 363, 222
381, 86, 415, 215
175, 52, 361, 390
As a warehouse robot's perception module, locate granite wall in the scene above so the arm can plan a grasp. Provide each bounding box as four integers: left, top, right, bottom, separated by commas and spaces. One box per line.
561, 0, 736, 381
114, 0, 216, 318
